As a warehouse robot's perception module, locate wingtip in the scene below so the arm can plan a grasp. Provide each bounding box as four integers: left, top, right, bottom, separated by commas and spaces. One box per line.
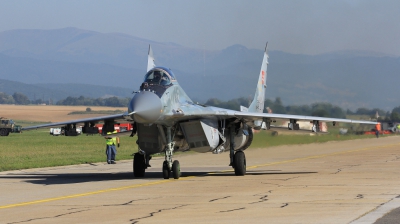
265, 42, 268, 53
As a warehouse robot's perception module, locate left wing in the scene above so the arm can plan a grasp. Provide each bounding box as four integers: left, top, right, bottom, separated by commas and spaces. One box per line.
233, 111, 377, 125
165, 105, 376, 126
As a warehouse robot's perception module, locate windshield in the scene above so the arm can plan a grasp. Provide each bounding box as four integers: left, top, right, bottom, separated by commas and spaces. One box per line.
144, 70, 171, 86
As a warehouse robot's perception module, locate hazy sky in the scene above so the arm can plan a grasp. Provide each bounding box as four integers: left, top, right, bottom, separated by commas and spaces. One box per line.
1, 0, 399, 56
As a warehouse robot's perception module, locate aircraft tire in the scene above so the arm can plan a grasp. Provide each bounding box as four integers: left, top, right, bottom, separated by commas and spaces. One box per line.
133, 153, 146, 177
234, 151, 246, 176
162, 161, 170, 179
172, 160, 180, 179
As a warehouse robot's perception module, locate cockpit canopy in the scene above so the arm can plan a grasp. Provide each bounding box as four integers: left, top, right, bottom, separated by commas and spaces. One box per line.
143, 67, 176, 86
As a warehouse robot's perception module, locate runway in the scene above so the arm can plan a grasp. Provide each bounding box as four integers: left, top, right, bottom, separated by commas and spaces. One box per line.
1, 136, 400, 224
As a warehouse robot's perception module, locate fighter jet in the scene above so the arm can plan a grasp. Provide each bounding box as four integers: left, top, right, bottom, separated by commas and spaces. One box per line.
22, 43, 377, 179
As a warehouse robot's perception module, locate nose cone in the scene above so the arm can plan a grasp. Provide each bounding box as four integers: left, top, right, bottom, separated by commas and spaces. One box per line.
129, 91, 162, 123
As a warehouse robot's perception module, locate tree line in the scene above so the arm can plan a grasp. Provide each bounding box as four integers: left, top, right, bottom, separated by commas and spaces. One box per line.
1, 92, 399, 122
56, 96, 130, 107
205, 97, 400, 122
0, 92, 130, 107
0, 92, 31, 105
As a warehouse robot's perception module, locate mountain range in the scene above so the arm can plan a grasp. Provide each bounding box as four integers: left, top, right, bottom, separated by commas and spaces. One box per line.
0, 27, 399, 110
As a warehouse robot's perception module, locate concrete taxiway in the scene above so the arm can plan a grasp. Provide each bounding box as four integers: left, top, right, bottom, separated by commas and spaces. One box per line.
1, 136, 400, 223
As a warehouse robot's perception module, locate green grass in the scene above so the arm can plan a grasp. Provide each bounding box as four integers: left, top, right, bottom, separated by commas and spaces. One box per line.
1, 130, 138, 171
14, 120, 50, 127
0, 126, 389, 171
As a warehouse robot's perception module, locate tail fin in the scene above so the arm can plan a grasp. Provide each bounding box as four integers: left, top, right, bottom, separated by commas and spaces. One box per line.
147, 45, 156, 72
248, 42, 268, 113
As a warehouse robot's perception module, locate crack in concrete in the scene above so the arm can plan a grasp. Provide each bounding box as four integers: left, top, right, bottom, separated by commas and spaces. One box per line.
283, 176, 300, 181
219, 207, 245, 213
261, 182, 280, 187
209, 196, 231, 202
6, 209, 90, 224
332, 164, 361, 174
103, 198, 154, 206
249, 193, 268, 204
129, 204, 188, 224
385, 155, 400, 162
65, 197, 157, 211
355, 194, 364, 199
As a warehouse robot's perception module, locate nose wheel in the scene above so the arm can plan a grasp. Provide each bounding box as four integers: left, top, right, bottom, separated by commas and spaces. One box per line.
162, 161, 170, 179
172, 160, 181, 179
162, 126, 181, 179
162, 160, 181, 179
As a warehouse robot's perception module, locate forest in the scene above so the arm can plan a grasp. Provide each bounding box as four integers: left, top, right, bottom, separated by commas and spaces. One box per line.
1, 92, 399, 122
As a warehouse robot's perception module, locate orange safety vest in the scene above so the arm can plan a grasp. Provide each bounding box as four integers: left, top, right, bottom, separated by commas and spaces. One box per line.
375, 123, 381, 131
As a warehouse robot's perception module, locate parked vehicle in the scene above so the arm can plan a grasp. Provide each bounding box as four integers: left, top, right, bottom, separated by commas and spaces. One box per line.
0, 117, 15, 136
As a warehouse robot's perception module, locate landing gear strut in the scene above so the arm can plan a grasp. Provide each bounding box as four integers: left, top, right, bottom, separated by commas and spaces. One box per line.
229, 124, 246, 176
312, 120, 320, 132
288, 119, 299, 130
162, 127, 180, 179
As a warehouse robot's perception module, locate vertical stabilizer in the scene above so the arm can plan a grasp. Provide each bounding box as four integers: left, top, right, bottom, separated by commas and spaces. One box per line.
248, 42, 268, 114
147, 45, 156, 72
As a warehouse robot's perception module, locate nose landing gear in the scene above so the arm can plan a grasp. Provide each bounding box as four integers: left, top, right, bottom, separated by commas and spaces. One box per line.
162, 127, 181, 179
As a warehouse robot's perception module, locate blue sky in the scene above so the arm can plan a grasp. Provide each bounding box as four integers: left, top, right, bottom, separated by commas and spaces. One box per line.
1, 0, 399, 55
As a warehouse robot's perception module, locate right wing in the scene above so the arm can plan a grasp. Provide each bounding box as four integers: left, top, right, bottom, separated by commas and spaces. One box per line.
21, 112, 132, 130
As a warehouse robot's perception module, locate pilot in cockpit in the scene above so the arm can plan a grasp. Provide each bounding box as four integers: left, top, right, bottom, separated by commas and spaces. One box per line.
153, 71, 162, 83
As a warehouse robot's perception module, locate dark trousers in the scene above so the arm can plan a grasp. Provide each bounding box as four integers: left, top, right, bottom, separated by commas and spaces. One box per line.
106, 145, 117, 161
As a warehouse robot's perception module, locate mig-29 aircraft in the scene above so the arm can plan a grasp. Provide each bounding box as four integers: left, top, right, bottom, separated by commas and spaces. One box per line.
22, 43, 377, 180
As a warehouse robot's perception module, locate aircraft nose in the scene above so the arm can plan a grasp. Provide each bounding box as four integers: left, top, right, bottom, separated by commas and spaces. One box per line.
128, 91, 162, 123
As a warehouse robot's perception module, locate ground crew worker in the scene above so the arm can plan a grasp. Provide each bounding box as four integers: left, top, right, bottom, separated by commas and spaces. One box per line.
105, 130, 120, 164
375, 122, 381, 138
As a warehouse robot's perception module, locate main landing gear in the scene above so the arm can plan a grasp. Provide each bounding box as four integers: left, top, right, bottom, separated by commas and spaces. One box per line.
162, 127, 181, 179
133, 149, 152, 178
233, 151, 246, 175
229, 124, 246, 176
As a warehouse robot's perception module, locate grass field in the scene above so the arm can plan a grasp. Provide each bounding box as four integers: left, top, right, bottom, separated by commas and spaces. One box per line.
0, 127, 385, 172
1, 130, 139, 171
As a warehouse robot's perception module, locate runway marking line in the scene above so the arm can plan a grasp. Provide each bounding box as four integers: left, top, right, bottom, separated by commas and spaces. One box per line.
0, 176, 195, 209
1, 142, 399, 209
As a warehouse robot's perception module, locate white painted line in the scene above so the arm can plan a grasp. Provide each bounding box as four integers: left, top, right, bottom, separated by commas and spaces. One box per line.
350, 196, 400, 224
